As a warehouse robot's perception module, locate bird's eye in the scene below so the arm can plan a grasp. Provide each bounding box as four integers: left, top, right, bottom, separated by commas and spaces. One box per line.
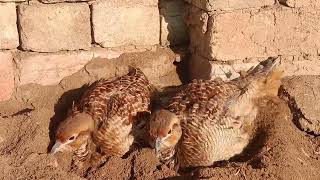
168, 130, 172, 134
69, 136, 75, 141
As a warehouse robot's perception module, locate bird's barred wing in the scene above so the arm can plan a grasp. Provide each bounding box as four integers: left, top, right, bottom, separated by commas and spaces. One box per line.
167, 79, 221, 113
91, 88, 152, 156
79, 77, 131, 111
76, 67, 152, 117
111, 94, 147, 124
168, 79, 241, 125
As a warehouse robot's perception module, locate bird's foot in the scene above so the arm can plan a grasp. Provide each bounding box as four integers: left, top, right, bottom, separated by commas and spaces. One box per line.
162, 155, 179, 172
89, 153, 110, 168
70, 152, 92, 175
70, 158, 87, 175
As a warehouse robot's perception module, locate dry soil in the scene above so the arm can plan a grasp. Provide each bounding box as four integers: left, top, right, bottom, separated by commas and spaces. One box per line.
0, 51, 319, 180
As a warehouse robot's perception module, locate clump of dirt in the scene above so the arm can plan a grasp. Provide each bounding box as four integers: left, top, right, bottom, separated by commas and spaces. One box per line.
280, 76, 320, 135
85, 149, 177, 180
0, 49, 319, 180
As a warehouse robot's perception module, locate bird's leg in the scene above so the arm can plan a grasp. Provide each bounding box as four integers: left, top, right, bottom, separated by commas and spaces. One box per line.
165, 157, 178, 171
71, 156, 85, 171
158, 147, 178, 171
71, 141, 93, 172
75, 141, 92, 160
88, 152, 110, 170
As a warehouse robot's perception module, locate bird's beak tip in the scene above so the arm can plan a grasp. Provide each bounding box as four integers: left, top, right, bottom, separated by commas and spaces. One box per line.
50, 149, 57, 155
50, 141, 63, 155
155, 137, 162, 153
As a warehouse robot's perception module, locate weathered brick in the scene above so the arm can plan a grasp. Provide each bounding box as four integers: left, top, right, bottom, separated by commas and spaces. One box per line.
190, 54, 320, 80
18, 3, 91, 52
187, 5, 320, 61
84, 48, 180, 88
0, 52, 14, 101
92, 1, 160, 47
0, 3, 19, 49
279, 0, 320, 8
185, 0, 275, 11
39, 0, 88, 3
18, 46, 160, 86
40, 0, 158, 5
0, 0, 24, 2
97, 0, 158, 6
91, 46, 157, 59
160, 0, 189, 46
19, 51, 93, 86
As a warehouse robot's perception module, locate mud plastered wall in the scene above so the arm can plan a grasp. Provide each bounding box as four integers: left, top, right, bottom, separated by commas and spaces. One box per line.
1, 0, 320, 102
0, 0, 189, 101
186, 0, 320, 80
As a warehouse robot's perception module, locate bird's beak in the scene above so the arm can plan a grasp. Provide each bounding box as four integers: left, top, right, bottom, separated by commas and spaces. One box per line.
155, 137, 162, 154
50, 141, 64, 155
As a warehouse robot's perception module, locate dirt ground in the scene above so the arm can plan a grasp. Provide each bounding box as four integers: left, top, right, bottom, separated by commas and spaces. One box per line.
0, 50, 319, 179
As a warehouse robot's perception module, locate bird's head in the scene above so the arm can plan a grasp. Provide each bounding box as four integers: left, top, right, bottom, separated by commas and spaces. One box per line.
149, 109, 182, 161
50, 112, 94, 155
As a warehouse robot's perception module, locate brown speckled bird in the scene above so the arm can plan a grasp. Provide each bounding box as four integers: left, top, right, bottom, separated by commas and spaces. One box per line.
149, 58, 283, 168
50, 66, 153, 159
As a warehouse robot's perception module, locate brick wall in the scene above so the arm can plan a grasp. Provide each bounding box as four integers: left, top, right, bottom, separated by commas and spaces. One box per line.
186, 0, 320, 80
1, 0, 320, 102
0, 0, 189, 101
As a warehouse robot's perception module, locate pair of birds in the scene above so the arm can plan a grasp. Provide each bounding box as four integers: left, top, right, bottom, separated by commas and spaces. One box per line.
50, 57, 282, 168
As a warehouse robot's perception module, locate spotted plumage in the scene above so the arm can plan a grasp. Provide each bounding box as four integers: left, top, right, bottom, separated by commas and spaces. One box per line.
149, 57, 283, 168
51, 66, 153, 159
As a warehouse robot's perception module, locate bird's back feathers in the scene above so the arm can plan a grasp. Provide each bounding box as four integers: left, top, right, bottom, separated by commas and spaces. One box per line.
72, 66, 153, 156
76, 67, 152, 121
164, 57, 283, 167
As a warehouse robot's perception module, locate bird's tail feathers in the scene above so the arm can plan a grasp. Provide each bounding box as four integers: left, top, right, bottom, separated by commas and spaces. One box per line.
237, 57, 283, 97
252, 57, 283, 97
247, 57, 279, 77
258, 69, 283, 97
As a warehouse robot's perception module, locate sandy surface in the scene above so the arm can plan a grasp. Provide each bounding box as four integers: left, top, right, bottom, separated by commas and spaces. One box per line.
0, 49, 319, 180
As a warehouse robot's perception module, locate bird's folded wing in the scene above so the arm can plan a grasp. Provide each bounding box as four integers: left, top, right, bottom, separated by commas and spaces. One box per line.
167, 79, 240, 124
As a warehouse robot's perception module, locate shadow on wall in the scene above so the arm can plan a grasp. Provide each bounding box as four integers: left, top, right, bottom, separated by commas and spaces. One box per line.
172, 46, 191, 84
159, 0, 189, 47
47, 84, 89, 152
159, 0, 191, 83
189, 54, 212, 81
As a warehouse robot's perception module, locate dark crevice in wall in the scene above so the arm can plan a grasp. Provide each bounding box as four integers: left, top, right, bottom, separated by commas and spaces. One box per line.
15, 5, 23, 51
89, 5, 95, 45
